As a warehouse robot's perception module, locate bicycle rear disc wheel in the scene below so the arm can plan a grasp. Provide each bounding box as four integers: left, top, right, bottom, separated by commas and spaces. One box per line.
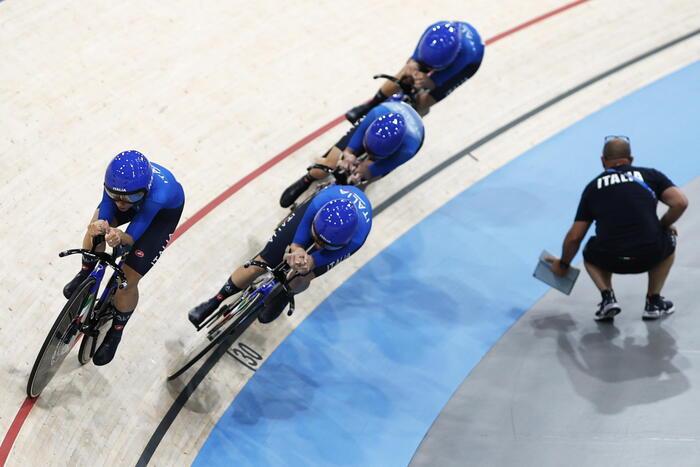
167, 294, 262, 381
27, 278, 96, 398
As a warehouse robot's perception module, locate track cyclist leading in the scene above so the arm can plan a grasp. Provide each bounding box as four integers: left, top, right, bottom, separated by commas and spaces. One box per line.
63, 150, 185, 365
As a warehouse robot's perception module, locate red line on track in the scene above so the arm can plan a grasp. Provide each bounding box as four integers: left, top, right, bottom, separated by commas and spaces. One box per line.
485, 0, 589, 45
0, 1, 589, 464
0, 398, 36, 466
170, 115, 346, 243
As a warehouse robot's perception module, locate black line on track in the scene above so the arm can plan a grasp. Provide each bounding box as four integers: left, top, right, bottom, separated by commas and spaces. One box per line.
135, 333, 236, 467
136, 28, 700, 465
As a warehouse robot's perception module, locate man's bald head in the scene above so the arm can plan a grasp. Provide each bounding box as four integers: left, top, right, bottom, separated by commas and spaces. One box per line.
603, 138, 632, 161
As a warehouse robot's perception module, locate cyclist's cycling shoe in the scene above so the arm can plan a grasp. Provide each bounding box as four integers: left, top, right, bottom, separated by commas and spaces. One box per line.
93, 327, 123, 366
63, 270, 90, 299
345, 103, 372, 125
280, 175, 312, 208
188, 297, 221, 327
345, 103, 373, 125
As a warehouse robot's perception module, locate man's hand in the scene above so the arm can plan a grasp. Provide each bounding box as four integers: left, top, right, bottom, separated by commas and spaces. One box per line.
545, 256, 570, 277
667, 224, 678, 236
88, 220, 109, 238
105, 227, 123, 248
284, 245, 314, 275
337, 151, 357, 173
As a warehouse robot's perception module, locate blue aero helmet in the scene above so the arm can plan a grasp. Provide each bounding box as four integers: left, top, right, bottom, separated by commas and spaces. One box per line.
363, 112, 407, 159
312, 198, 359, 250
416, 21, 461, 70
104, 150, 153, 203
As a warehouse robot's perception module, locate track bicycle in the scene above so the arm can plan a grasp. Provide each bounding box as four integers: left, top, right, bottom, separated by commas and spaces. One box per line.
167, 259, 297, 380
26, 236, 127, 398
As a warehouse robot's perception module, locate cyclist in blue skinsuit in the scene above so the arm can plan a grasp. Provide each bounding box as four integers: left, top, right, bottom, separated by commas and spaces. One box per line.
279, 99, 424, 208
345, 20, 484, 123
189, 184, 372, 326
63, 150, 185, 365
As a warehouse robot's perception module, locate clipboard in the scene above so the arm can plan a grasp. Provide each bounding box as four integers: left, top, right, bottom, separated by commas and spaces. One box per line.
533, 250, 580, 295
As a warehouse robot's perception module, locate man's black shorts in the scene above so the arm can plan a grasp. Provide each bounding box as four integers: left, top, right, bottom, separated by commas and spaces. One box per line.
258, 200, 329, 277
583, 231, 676, 274
112, 205, 183, 276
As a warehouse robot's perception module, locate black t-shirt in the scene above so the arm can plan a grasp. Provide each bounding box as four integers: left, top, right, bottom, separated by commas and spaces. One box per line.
575, 164, 674, 252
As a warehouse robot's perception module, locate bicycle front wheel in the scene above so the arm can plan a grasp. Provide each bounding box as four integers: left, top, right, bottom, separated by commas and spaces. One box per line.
167, 294, 262, 381
27, 278, 96, 398
77, 297, 113, 365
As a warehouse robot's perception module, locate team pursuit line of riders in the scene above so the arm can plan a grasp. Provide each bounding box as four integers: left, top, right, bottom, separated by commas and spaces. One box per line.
58, 21, 485, 366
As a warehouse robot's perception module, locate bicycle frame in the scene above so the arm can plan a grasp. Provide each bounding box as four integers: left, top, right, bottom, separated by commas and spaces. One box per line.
81, 260, 121, 329
58, 240, 128, 337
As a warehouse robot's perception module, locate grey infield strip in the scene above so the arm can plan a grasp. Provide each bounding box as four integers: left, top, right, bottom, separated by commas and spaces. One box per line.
374, 27, 700, 216
136, 27, 700, 466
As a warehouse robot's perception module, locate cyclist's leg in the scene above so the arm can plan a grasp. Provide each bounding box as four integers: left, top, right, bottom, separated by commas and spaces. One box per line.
309, 123, 364, 178
346, 59, 415, 123
280, 125, 358, 207
190, 201, 310, 325
94, 205, 181, 365
379, 60, 414, 96
188, 256, 266, 327
93, 264, 139, 366
309, 146, 342, 179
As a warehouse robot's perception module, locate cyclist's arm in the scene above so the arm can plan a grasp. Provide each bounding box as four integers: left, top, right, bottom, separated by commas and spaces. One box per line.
97, 192, 117, 223
291, 198, 322, 247
366, 147, 416, 178
414, 93, 434, 116
310, 233, 367, 270
123, 201, 161, 243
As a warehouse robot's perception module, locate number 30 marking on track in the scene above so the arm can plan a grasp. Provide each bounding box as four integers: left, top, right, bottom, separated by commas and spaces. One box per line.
227, 342, 263, 372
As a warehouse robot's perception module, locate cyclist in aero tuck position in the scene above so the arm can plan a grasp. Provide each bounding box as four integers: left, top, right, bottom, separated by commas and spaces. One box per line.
279, 97, 425, 208
346, 20, 484, 123
63, 150, 185, 365
188, 184, 372, 327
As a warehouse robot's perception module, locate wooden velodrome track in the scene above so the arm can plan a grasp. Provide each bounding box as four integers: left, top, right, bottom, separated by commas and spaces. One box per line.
1, 0, 699, 465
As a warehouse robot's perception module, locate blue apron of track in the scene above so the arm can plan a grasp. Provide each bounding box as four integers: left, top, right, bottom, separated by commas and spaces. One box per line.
194, 61, 700, 466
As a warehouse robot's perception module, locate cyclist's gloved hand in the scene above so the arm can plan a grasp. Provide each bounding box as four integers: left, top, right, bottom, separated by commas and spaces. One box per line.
337, 151, 357, 173
284, 245, 313, 275
413, 73, 435, 91
88, 220, 109, 238
105, 227, 122, 248
348, 172, 364, 186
